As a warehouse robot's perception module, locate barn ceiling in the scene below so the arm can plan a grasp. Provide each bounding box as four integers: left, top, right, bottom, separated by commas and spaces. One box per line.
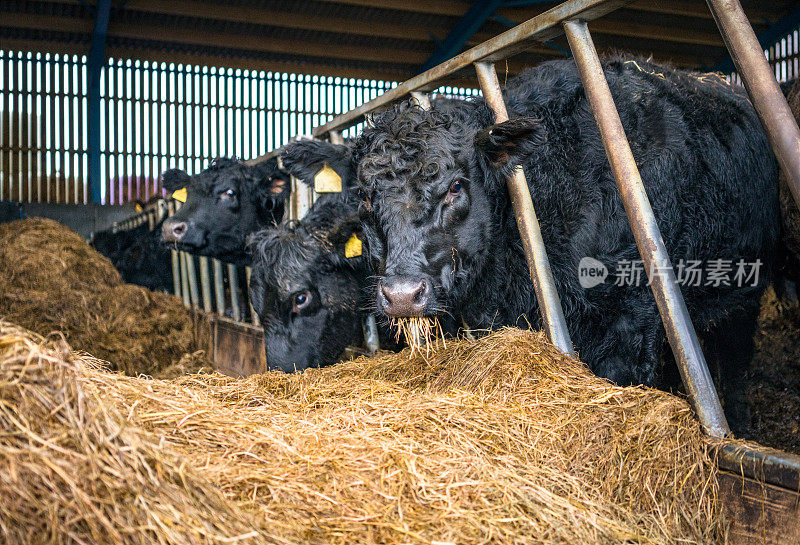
2, 0, 800, 83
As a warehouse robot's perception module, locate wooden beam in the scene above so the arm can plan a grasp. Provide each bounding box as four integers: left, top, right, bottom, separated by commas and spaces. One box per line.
490, 9, 726, 46
45, 0, 446, 43
498, 0, 776, 24
1, 13, 432, 65
589, 18, 723, 46
0, 38, 417, 82
627, 0, 775, 22
312, 0, 468, 17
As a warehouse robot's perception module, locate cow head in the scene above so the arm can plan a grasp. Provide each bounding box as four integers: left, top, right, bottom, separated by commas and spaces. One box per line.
352, 100, 544, 323
160, 157, 290, 263
248, 190, 369, 372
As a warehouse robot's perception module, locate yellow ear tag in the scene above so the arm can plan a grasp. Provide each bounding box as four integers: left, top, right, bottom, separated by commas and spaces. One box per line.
172, 187, 187, 203
345, 233, 362, 258
134, 203, 143, 212
314, 163, 342, 193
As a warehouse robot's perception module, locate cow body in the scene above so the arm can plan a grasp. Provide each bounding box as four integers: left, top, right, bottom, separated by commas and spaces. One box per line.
92, 222, 173, 292
161, 157, 291, 264
352, 58, 781, 433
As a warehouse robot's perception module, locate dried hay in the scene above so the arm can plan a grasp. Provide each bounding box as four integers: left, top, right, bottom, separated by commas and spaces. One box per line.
391, 316, 446, 354
0, 318, 727, 544
0, 218, 210, 377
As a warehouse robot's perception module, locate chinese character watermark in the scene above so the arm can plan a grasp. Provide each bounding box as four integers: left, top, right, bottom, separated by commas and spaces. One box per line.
577, 257, 762, 289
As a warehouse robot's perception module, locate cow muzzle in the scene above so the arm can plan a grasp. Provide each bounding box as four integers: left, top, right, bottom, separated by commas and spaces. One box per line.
378, 276, 432, 317
161, 218, 188, 243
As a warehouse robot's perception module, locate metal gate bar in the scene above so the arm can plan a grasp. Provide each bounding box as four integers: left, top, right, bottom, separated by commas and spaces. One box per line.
563, 20, 729, 438
474, 61, 574, 356
705, 0, 800, 210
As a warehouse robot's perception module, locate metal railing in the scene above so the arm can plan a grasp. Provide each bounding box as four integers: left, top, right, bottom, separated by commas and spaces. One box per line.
245, 0, 800, 440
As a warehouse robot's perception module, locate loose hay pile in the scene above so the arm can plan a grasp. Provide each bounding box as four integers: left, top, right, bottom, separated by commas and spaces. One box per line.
0, 318, 727, 545
0, 218, 210, 377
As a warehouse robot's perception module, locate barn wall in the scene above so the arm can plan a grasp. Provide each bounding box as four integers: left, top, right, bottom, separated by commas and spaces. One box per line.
0, 48, 477, 206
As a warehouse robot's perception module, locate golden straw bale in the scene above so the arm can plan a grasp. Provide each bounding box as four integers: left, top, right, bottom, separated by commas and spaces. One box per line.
0, 319, 726, 544
0, 218, 210, 377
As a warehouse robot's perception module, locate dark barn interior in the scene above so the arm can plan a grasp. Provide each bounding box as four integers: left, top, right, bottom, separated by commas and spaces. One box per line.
4, 1, 800, 81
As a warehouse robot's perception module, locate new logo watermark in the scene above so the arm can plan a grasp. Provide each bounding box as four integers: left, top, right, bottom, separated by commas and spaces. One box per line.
578, 257, 609, 289
577, 258, 762, 289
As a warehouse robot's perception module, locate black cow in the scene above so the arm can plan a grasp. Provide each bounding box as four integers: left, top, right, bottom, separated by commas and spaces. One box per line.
161, 157, 291, 264
91, 221, 173, 292
344, 58, 781, 434
248, 140, 399, 372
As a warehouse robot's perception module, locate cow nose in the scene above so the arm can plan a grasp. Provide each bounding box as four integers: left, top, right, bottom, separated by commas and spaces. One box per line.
162, 220, 187, 243
379, 276, 431, 316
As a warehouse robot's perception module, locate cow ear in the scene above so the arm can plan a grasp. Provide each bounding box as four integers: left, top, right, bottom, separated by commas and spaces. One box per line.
251, 158, 291, 209
474, 117, 546, 171
326, 216, 364, 268
161, 168, 191, 191
280, 140, 352, 191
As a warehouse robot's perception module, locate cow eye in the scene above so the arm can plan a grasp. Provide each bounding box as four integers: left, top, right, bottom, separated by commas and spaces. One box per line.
292, 290, 312, 313
220, 188, 236, 200
445, 180, 463, 204
358, 189, 372, 211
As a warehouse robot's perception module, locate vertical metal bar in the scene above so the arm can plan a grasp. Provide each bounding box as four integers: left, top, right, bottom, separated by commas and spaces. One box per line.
88, 0, 111, 203
245, 266, 260, 326
473, 61, 574, 357
171, 249, 181, 297
104, 59, 111, 204
185, 252, 200, 308
198, 255, 213, 313
705, 0, 800, 212
363, 314, 380, 354
36, 54, 44, 202
563, 19, 729, 438
228, 263, 241, 321
213, 257, 225, 315
21, 53, 29, 202
410, 91, 431, 110
179, 250, 191, 307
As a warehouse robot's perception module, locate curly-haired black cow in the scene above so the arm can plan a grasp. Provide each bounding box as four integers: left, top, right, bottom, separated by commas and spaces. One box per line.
161, 157, 291, 264
249, 140, 399, 371
343, 58, 782, 434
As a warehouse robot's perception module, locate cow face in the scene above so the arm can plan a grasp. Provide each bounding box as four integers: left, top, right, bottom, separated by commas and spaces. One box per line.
249, 193, 368, 372
160, 158, 290, 263
353, 101, 543, 322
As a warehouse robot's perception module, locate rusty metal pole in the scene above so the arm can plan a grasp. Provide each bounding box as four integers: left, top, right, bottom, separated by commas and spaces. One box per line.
329, 130, 345, 146
170, 249, 181, 298
185, 252, 200, 309
212, 258, 225, 315
228, 263, 241, 322
199, 255, 213, 314
563, 20, 729, 438
179, 251, 191, 308
410, 91, 432, 110
474, 61, 574, 356
705, 0, 800, 209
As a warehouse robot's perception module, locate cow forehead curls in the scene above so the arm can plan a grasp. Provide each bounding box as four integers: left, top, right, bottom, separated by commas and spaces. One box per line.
251, 222, 331, 291
189, 158, 251, 192
354, 103, 472, 193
